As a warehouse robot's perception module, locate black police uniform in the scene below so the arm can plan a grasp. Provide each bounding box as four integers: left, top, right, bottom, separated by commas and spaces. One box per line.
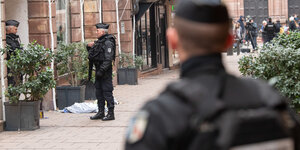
125, 0, 300, 149
264, 20, 276, 43
245, 21, 257, 49
88, 23, 116, 121
6, 20, 22, 86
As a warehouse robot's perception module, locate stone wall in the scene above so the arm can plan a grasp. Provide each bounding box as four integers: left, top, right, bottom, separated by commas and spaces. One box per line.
223, 0, 290, 23
28, 0, 56, 49
70, 0, 82, 42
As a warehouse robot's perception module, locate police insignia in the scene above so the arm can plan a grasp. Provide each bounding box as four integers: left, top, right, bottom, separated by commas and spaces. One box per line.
126, 110, 149, 144
108, 48, 112, 53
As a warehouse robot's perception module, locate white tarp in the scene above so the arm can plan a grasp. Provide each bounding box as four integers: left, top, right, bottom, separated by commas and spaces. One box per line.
61, 99, 119, 114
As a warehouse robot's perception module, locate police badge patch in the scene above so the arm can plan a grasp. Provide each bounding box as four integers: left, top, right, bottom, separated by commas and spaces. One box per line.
108, 48, 112, 53
126, 110, 149, 144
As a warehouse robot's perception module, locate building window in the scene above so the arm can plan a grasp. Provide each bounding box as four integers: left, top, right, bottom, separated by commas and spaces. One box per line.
56, 0, 70, 44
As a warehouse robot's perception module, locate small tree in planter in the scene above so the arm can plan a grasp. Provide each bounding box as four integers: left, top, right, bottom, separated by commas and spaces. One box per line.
238, 31, 300, 110
1, 42, 55, 131
55, 42, 94, 109
117, 53, 143, 85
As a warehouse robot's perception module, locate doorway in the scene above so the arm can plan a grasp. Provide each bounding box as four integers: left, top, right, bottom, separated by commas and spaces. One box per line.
244, 0, 269, 28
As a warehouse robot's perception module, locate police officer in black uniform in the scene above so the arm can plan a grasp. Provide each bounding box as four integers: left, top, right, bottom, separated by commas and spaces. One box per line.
6, 20, 22, 86
125, 0, 300, 149
87, 23, 116, 121
264, 17, 276, 43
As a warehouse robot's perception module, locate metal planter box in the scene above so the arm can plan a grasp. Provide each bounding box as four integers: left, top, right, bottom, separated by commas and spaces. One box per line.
4, 100, 40, 131
56, 86, 85, 110
117, 68, 138, 85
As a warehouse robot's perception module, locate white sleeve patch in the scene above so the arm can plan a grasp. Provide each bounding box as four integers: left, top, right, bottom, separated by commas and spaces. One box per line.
126, 110, 150, 144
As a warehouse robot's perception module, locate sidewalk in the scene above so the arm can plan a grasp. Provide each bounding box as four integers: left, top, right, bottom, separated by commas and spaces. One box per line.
0, 53, 241, 150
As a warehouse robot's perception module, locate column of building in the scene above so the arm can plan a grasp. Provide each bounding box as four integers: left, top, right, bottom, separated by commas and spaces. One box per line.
28, 0, 56, 110
0, 0, 5, 131
269, 0, 288, 23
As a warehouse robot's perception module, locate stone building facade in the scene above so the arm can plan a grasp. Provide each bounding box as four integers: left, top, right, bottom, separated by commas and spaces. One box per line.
223, 0, 299, 25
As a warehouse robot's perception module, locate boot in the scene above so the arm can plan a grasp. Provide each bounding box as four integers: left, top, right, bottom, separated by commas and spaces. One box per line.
102, 108, 115, 121
90, 109, 105, 120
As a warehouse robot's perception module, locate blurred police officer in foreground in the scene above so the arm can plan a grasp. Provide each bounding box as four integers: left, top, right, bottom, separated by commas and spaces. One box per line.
264, 17, 276, 43
125, 0, 300, 149
87, 23, 116, 121
6, 20, 22, 86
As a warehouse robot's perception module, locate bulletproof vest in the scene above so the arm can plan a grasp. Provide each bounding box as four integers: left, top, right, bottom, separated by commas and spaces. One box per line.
88, 34, 116, 62
167, 74, 299, 150
266, 22, 275, 35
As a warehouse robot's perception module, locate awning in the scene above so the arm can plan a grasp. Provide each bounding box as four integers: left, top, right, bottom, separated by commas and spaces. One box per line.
135, 2, 154, 21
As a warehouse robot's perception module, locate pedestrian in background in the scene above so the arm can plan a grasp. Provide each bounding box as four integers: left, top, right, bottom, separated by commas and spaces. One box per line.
237, 16, 245, 42
275, 19, 281, 35
125, 0, 300, 149
264, 18, 276, 43
87, 23, 116, 121
260, 20, 267, 44
289, 16, 298, 32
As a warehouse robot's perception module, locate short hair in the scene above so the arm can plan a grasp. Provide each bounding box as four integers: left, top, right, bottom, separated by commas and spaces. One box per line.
174, 17, 230, 54
103, 29, 108, 33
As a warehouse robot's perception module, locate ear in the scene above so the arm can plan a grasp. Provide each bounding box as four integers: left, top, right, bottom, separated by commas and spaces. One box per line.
222, 34, 234, 52
167, 28, 179, 50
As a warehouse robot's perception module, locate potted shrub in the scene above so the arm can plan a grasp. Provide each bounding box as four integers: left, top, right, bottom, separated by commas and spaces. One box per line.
117, 53, 143, 85
55, 42, 94, 110
1, 42, 55, 131
238, 31, 300, 110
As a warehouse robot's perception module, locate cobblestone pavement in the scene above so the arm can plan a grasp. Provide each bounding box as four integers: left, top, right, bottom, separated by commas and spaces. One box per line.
0, 53, 242, 150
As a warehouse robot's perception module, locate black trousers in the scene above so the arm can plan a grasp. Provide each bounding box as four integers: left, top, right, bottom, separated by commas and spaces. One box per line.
95, 76, 114, 110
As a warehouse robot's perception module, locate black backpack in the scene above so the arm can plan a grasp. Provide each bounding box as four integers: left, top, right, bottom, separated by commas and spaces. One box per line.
168, 74, 300, 150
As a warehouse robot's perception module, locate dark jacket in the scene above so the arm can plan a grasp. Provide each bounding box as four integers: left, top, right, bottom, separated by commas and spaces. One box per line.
289, 21, 297, 31
237, 16, 245, 34
6, 33, 21, 60
275, 21, 281, 33
125, 54, 300, 150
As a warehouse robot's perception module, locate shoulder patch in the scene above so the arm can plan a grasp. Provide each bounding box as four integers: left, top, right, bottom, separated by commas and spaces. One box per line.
126, 110, 149, 144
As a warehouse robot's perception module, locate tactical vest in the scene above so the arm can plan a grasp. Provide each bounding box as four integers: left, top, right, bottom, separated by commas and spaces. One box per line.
88, 34, 116, 62
266, 23, 275, 36
166, 74, 300, 150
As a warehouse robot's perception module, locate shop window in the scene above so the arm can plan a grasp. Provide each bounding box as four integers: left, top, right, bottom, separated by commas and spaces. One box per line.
56, 0, 70, 44
136, 10, 152, 70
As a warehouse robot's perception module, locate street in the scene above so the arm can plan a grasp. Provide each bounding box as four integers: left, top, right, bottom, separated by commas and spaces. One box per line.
0, 53, 242, 150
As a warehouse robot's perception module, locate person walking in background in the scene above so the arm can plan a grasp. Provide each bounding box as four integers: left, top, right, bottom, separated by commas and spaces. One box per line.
275, 19, 281, 35
87, 23, 116, 121
237, 16, 245, 42
260, 20, 267, 44
289, 17, 297, 31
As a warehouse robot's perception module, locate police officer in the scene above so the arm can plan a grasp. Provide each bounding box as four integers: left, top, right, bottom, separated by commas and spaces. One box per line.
6, 20, 22, 86
125, 0, 300, 149
264, 17, 276, 43
87, 23, 116, 121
